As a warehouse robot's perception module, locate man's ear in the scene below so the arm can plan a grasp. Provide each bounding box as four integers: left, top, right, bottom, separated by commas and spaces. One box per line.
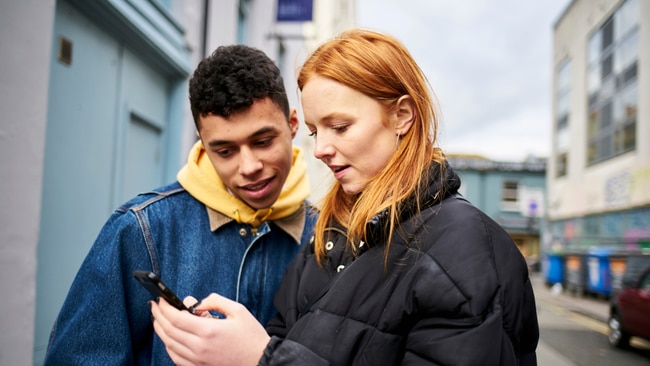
394, 95, 415, 136
289, 108, 299, 138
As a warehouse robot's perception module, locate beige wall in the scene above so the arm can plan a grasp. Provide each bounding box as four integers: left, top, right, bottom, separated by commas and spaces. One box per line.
549, 0, 650, 220
0, 1, 55, 364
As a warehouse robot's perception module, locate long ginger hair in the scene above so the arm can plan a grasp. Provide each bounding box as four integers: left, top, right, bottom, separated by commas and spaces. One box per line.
297, 29, 446, 266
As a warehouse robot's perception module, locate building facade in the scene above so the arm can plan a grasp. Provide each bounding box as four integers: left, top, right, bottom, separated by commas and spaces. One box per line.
448, 155, 547, 272
549, 0, 649, 254
0, 1, 353, 364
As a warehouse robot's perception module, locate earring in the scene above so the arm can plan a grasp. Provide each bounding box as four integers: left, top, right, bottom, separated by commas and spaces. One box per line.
395, 132, 401, 147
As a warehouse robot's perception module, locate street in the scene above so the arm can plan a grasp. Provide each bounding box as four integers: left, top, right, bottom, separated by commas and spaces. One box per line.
532, 274, 650, 365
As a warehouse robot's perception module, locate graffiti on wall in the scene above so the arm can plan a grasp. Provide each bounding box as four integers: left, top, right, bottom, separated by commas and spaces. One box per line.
604, 167, 650, 207
604, 171, 631, 206
630, 166, 650, 195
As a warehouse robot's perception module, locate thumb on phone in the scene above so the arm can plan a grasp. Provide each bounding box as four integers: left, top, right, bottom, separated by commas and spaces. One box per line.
182, 296, 210, 317
182, 295, 198, 307
191, 293, 241, 317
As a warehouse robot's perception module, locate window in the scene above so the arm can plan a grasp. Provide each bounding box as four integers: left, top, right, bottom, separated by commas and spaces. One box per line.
501, 181, 519, 211
555, 59, 571, 177
586, 0, 638, 165
556, 152, 568, 178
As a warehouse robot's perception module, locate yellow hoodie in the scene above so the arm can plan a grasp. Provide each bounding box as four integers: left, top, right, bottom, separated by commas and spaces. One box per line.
177, 141, 310, 228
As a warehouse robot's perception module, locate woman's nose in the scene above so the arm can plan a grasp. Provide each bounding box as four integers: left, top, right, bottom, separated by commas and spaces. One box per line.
313, 135, 334, 161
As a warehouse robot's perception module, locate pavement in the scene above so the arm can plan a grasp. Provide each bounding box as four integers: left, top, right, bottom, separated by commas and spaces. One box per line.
530, 272, 611, 366
529, 272, 650, 365
530, 272, 610, 324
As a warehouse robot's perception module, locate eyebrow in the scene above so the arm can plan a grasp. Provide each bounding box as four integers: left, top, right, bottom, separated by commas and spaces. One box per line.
308, 113, 351, 126
206, 126, 278, 148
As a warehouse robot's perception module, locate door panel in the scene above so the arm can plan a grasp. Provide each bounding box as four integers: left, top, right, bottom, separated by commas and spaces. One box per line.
34, 1, 171, 364
34, 2, 120, 361
123, 112, 163, 200
116, 48, 169, 203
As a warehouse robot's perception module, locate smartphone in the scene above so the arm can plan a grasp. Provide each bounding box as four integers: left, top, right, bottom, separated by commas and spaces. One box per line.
133, 270, 196, 314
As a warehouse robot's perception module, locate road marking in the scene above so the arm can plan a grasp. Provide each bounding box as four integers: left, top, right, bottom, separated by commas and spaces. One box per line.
540, 299, 650, 350
565, 311, 608, 334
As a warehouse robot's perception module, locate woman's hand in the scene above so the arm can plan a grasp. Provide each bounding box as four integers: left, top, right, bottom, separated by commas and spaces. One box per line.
151, 293, 271, 366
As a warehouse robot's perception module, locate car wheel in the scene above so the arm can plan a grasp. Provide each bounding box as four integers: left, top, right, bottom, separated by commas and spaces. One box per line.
608, 312, 630, 349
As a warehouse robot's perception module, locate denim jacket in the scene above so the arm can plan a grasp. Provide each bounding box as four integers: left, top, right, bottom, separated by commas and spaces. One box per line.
44, 181, 317, 365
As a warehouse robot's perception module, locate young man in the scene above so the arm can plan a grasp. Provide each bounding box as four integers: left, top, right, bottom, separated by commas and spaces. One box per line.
44, 45, 316, 365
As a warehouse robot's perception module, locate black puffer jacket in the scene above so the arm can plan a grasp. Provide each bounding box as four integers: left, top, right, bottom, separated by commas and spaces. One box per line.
262, 164, 539, 365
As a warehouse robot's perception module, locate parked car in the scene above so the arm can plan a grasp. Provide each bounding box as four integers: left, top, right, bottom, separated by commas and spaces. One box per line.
608, 256, 650, 349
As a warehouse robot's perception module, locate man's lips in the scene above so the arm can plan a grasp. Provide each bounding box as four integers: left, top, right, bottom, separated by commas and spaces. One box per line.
241, 177, 272, 191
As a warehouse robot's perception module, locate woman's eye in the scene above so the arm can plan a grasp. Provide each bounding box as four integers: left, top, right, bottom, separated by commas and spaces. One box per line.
333, 125, 348, 132
308, 131, 317, 137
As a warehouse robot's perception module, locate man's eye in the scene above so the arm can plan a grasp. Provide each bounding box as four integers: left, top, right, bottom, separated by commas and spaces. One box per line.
216, 149, 232, 157
256, 138, 273, 147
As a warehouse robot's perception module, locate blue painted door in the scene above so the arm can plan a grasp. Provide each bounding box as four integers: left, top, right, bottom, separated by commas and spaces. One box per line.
34, 1, 170, 363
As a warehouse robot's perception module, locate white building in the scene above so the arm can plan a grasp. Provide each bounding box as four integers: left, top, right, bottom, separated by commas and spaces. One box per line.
548, 0, 649, 252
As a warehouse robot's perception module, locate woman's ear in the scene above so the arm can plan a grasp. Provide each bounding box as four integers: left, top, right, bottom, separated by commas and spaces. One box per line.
394, 95, 415, 136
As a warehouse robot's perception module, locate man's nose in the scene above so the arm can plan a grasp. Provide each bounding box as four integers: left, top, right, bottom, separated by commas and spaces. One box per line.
239, 148, 263, 176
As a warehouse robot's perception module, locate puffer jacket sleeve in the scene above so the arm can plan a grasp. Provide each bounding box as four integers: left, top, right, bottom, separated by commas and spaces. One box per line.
395, 254, 514, 365
518, 278, 540, 365
399, 198, 533, 365
401, 292, 517, 365
259, 337, 330, 365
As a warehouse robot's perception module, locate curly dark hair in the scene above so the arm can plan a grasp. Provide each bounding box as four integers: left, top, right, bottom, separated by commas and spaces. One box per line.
189, 45, 290, 129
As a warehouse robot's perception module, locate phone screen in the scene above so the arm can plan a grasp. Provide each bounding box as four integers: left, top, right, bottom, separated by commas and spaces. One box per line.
133, 270, 195, 313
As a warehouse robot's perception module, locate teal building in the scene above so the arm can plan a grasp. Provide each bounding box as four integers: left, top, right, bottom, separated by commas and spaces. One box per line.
448, 155, 547, 271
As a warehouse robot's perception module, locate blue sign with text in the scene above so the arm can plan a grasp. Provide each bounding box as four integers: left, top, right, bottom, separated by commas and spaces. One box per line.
277, 0, 313, 22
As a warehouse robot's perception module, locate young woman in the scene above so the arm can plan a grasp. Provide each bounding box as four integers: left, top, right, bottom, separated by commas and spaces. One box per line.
151, 29, 539, 366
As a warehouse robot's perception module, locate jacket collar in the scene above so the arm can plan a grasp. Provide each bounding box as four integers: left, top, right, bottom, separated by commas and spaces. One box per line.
365, 161, 462, 244
206, 203, 306, 245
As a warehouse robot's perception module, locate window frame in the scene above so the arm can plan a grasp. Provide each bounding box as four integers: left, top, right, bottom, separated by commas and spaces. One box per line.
586, 0, 638, 165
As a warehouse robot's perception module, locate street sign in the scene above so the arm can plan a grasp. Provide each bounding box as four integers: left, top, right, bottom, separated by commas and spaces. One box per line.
277, 0, 313, 22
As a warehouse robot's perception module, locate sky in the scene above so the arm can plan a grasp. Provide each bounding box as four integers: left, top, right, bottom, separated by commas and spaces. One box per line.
356, 0, 572, 162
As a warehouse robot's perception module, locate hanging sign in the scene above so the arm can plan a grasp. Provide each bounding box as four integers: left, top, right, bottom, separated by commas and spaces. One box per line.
277, 0, 313, 22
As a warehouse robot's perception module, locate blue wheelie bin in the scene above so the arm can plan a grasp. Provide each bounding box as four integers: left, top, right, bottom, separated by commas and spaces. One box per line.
586, 248, 611, 297
545, 252, 565, 286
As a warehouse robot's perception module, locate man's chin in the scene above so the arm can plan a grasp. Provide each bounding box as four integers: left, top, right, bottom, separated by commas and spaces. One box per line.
243, 194, 281, 212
